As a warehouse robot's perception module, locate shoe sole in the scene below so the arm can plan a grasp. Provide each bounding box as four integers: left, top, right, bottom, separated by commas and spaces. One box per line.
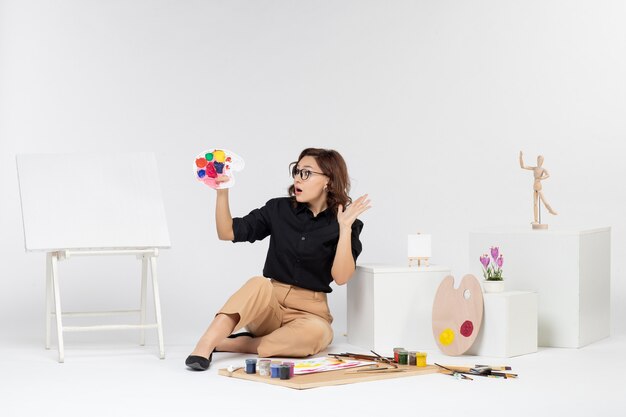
186, 361, 208, 371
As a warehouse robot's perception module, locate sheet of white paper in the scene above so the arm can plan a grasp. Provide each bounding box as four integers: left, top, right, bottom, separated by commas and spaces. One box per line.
289, 357, 375, 375
17, 152, 171, 251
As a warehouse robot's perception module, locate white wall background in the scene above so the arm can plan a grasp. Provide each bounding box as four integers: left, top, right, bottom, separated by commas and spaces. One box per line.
1, 0, 624, 348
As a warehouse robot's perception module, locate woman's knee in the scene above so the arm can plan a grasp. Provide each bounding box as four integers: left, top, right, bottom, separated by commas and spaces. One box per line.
243, 276, 272, 294
239, 276, 275, 316
220, 276, 274, 316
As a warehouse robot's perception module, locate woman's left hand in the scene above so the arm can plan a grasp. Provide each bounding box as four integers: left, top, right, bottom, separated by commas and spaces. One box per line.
337, 194, 371, 229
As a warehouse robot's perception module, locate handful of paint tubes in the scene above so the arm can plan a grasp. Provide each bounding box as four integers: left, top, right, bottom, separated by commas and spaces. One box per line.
237, 349, 429, 380
244, 358, 295, 380
393, 347, 428, 367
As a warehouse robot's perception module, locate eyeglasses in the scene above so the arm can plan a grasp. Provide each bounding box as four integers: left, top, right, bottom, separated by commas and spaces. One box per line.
290, 164, 325, 181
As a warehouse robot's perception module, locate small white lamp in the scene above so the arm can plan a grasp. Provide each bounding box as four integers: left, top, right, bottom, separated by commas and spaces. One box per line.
408, 233, 431, 267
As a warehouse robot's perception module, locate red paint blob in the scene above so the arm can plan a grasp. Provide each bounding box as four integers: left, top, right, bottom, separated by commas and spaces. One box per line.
205, 162, 218, 178
460, 320, 473, 337
195, 157, 208, 168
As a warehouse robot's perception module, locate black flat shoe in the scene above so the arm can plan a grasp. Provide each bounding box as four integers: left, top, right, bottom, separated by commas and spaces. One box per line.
227, 331, 254, 339
185, 352, 212, 371
214, 332, 255, 353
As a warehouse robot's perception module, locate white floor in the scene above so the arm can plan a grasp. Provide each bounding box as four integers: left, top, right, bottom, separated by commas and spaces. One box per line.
3, 335, 625, 417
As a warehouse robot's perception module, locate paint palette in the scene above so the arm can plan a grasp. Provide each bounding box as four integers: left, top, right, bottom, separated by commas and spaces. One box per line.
194, 148, 245, 189
432, 274, 484, 356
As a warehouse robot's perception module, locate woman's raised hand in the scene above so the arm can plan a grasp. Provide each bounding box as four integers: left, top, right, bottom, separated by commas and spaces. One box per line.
337, 194, 371, 229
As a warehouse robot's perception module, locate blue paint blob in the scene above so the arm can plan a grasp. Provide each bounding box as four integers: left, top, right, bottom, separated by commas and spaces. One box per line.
214, 162, 225, 174
197, 169, 206, 178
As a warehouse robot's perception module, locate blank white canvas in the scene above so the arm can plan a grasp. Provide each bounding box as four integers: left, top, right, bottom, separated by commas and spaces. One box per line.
17, 152, 171, 251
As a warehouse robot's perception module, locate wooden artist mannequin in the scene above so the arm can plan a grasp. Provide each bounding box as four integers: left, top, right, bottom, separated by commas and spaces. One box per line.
519, 151, 557, 229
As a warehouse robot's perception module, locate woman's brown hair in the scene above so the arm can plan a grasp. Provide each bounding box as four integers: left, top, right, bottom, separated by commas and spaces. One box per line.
288, 148, 352, 215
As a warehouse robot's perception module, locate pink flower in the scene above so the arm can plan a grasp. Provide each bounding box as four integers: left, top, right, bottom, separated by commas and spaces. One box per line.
481, 246, 505, 280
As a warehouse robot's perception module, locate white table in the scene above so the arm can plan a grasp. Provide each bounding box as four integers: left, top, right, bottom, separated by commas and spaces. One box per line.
347, 264, 451, 353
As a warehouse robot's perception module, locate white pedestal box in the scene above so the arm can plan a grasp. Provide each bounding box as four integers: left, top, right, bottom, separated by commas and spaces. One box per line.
468, 291, 538, 358
469, 228, 610, 348
347, 264, 451, 353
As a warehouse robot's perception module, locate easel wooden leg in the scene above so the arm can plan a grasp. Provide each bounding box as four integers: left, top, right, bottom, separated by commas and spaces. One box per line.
408, 257, 430, 267
50, 253, 65, 363
42, 248, 165, 361
149, 256, 165, 359
140, 257, 148, 346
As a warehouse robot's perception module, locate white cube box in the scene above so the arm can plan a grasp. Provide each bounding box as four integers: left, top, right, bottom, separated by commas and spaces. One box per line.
347, 264, 451, 353
469, 228, 610, 348
468, 291, 538, 358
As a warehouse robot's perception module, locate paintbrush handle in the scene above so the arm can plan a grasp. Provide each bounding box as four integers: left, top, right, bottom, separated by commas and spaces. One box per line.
439, 365, 473, 373
475, 365, 512, 371
491, 372, 518, 378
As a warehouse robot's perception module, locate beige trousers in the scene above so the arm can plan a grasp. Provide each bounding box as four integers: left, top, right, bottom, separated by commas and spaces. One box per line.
218, 276, 334, 358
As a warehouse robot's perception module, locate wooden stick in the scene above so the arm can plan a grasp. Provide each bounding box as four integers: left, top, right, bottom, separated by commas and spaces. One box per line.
346, 368, 407, 374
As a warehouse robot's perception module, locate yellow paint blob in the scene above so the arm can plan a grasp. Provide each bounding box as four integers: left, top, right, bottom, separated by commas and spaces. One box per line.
439, 329, 455, 346
213, 150, 226, 163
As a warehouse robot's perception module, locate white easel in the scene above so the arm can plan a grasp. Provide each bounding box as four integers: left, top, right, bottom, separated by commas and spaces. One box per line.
17, 153, 171, 362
